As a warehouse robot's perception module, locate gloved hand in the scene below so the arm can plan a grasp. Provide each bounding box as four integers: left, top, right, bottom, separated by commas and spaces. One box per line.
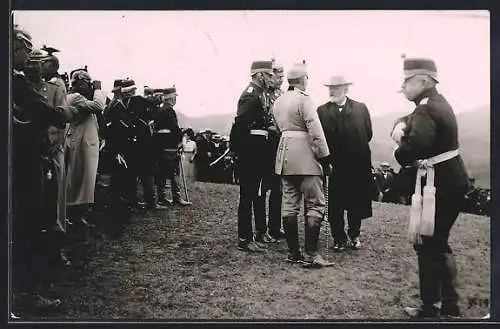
319, 155, 333, 176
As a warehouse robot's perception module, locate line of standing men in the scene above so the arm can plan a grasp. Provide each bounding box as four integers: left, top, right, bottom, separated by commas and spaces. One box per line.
231, 56, 469, 319
230, 60, 374, 267
102, 81, 192, 212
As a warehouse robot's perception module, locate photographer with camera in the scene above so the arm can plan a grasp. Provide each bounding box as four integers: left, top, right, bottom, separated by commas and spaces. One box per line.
65, 70, 106, 242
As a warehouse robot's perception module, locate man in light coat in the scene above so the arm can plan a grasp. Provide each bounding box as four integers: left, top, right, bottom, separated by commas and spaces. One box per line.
272, 63, 333, 267
65, 70, 106, 230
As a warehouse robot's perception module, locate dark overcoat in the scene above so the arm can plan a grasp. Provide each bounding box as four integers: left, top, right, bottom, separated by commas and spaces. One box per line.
317, 97, 374, 219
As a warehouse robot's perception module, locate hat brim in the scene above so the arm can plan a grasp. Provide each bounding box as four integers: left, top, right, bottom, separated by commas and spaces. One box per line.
404, 70, 439, 83
324, 82, 353, 87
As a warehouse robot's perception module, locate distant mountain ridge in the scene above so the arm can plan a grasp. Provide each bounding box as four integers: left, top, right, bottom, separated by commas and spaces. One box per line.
177, 105, 490, 187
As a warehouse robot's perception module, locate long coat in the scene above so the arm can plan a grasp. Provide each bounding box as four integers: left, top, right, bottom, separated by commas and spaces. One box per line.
273, 89, 330, 176
39, 79, 68, 232
317, 97, 374, 219
66, 90, 106, 206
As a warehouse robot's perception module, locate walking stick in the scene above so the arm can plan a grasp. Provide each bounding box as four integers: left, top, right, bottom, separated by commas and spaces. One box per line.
323, 174, 330, 263
178, 153, 191, 204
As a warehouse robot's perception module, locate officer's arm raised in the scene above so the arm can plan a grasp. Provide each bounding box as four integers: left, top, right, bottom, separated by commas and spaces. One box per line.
70, 90, 107, 114
394, 106, 436, 166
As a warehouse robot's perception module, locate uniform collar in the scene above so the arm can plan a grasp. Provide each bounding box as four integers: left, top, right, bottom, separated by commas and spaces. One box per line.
414, 87, 438, 105
250, 81, 264, 92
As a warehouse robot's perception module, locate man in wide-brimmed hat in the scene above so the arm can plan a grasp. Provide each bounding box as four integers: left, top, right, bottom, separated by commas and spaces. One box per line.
317, 75, 374, 252
394, 57, 469, 319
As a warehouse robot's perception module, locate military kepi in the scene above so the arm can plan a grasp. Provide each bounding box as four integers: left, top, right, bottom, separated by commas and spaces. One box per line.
286, 63, 308, 80
250, 60, 273, 75
404, 58, 439, 83
163, 86, 177, 99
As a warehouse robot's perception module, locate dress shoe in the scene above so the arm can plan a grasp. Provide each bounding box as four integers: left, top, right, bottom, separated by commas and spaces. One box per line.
286, 251, 307, 264
173, 198, 192, 206
404, 306, 440, 319
350, 237, 361, 250
255, 232, 277, 244
237, 240, 265, 253
269, 230, 286, 240
302, 254, 335, 268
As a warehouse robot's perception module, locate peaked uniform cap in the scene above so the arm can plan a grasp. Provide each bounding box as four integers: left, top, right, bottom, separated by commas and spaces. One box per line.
121, 79, 137, 93
112, 79, 125, 92
71, 70, 92, 83
13, 25, 33, 51
162, 86, 178, 99
250, 60, 274, 75
286, 63, 308, 80
403, 57, 439, 82
29, 49, 51, 62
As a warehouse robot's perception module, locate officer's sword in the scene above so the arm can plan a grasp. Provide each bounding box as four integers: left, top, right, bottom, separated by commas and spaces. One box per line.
178, 152, 190, 203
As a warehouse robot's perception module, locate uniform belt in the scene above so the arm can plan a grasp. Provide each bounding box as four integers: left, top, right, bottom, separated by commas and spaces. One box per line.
408, 148, 460, 243
250, 129, 269, 137
420, 149, 459, 167
164, 148, 178, 152
157, 129, 172, 134
282, 130, 308, 137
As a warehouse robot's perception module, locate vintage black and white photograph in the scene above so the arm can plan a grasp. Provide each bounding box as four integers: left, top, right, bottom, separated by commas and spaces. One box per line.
9, 10, 491, 321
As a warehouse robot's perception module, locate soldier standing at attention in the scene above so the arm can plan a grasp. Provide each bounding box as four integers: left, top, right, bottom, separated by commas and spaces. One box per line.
153, 87, 191, 206
230, 60, 275, 252
394, 58, 469, 319
256, 58, 286, 241
272, 63, 333, 267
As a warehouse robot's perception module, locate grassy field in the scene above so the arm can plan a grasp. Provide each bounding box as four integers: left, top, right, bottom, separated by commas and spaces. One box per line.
27, 181, 490, 320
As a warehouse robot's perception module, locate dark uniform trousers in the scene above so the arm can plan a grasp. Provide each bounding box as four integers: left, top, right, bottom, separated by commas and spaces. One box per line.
237, 135, 268, 241
155, 150, 182, 202
255, 131, 282, 236
414, 186, 466, 309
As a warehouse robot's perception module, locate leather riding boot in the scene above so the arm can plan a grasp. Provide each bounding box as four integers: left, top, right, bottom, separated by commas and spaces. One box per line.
283, 215, 300, 255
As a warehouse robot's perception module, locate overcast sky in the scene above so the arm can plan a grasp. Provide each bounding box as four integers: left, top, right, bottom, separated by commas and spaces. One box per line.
13, 10, 490, 118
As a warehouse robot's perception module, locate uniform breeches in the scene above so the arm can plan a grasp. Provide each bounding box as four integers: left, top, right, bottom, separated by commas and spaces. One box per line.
155, 154, 181, 201
413, 187, 466, 308
237, 161, 266, 241
281, 175, 325, 219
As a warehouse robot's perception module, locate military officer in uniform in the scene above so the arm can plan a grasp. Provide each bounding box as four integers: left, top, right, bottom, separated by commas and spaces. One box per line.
256, 58, 286, 241
153, 87, 191, 206
272, 63, 333, 267
230, 60, 276, 252
394, 58, 469, 319
11, 25, 81, 313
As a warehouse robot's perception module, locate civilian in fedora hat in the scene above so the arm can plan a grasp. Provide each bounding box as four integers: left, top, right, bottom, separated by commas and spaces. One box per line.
230, 60, 276, 252
395, 58, 469, 319
317, 75, 374, 252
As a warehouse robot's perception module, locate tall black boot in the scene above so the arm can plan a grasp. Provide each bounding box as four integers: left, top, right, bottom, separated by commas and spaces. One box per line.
304, 217, 334, 268
283, 215, 302, 262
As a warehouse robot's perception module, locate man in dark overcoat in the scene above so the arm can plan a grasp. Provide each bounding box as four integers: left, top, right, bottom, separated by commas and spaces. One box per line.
394, 58, 469, 319
317, 75, 374, 251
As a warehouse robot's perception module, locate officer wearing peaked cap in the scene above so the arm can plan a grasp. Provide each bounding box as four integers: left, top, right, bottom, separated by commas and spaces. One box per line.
153, 86, 191, 206
395, 58, 469, 319
272, 63, 333, 267
230, 60, 276, 252
11, 24, 84, 313
273, 65, 331, 267
257, 58, 285, 241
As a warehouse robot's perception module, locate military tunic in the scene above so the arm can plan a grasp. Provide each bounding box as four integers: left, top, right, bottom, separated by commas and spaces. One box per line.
394, 86, 468, 311
230, 82, 270, 241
